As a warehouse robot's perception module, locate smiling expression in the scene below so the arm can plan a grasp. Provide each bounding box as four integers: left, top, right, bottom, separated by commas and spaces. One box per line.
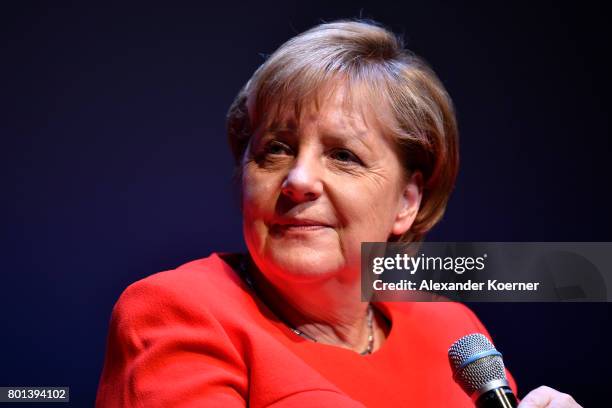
241, 82, 421, 283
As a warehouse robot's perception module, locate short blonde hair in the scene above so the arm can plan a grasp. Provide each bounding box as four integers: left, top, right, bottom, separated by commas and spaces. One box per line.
227, 20, 459, 242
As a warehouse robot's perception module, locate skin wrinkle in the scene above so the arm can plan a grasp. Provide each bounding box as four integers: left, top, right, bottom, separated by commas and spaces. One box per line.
263, 86, 389, 170
227, 22, 461, 245
240, 81, 422, 352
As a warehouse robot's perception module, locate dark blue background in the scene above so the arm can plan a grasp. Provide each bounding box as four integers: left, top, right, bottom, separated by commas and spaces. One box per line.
2, 2, 610, 406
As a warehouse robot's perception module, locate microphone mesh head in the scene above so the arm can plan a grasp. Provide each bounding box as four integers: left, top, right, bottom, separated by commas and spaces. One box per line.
448, 333, 507, 397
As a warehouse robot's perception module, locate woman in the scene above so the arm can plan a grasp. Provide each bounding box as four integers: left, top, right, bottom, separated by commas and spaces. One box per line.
97, 20, 580, 407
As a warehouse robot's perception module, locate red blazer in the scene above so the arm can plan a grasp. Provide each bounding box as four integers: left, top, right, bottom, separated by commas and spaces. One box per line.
97, 253, 517, 407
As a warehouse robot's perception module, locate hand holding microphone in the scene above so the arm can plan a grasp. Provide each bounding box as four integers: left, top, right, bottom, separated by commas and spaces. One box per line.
449, 334, 582, 408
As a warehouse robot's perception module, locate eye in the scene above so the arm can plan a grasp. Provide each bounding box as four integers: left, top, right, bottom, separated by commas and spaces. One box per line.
329, 148, 362, 164
264, 140, 292, 156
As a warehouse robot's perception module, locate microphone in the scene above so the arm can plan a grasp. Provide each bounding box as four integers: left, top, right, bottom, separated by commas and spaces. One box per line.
448, 333, 518, 408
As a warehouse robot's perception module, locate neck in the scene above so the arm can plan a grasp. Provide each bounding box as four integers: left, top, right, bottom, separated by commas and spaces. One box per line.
245, 256, 387, 353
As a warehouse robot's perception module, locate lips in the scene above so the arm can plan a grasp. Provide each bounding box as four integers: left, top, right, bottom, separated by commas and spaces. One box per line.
270, 218, 333, 232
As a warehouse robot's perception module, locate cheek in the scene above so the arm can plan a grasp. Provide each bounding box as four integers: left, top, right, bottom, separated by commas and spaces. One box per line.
241, 179, 269, 255
350, 176, 398, 210
332, 176, 401, 239
241, 168, 278, 215
241, 168, 285, 252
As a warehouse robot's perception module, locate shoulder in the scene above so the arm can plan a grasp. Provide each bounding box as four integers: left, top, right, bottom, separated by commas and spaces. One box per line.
115, 253, 247, 312
98, 253, 252, 406
109, 253, 254, 342
384, 301, 484, 327
122, 252, 241, 293
381, 301, 519, 395
382, 301, 492, 345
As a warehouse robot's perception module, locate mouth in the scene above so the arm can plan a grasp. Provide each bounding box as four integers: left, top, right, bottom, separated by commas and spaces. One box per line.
270, 219, 333, 233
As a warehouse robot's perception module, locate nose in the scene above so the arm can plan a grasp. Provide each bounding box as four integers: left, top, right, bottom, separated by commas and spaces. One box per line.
281, 153, 323, 202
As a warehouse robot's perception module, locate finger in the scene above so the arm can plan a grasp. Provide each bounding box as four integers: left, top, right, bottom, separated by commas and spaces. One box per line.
519, 386, 582, 408
518, 386, 554, 408
547, 392, 582, 408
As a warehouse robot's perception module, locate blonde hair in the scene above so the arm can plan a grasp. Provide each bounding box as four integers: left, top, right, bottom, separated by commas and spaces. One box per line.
227, 20, 459, 242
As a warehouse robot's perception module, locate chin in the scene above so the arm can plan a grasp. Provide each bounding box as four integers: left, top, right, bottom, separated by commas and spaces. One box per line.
265, 247, 345, 282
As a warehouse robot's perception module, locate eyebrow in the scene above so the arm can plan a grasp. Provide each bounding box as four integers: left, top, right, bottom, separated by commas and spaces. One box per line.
261, 122, 376, 154
264, 118, 299, 133
320, 129, 375, 154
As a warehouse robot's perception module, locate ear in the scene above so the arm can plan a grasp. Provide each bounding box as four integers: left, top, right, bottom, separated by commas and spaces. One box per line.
391, 171, 423, 236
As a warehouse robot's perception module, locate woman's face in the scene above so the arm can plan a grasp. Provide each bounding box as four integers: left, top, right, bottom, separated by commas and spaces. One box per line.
241, 84, 421, 283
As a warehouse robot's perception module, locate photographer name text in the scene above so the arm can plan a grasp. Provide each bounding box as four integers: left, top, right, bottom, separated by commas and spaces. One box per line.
372, 279, 540, 292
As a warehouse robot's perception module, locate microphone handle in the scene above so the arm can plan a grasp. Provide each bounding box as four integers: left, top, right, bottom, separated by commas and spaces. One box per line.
475, 386, 518, 408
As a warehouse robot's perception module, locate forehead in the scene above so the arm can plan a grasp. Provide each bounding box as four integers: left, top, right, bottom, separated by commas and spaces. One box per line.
257, 79, 394, 141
